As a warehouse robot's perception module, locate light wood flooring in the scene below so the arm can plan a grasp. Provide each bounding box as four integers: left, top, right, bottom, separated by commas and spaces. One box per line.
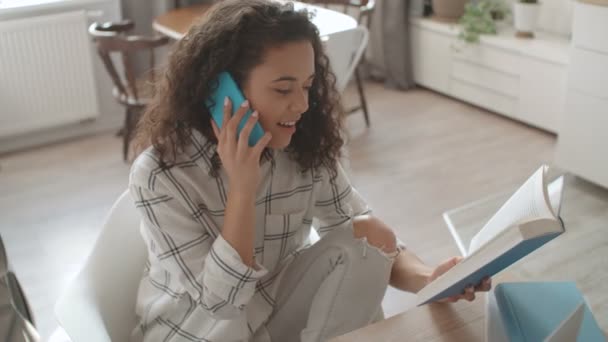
0, 82, 578, 339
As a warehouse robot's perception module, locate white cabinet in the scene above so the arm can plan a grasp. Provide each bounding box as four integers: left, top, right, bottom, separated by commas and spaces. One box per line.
517, 59, 568, 132
410, 25, 452, 93
568, 48, 608, 99
409, 18, 569, 133
557, 91, 608, 187
556, 1, 608, 188
571, 0, 608, 54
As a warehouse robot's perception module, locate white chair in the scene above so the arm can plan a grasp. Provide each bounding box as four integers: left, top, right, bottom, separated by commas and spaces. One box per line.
54, 190, 146, 342
323, 25, 370, 94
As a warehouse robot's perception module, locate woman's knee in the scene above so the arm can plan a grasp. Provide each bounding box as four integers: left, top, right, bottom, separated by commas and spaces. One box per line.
352, 215, 397, 254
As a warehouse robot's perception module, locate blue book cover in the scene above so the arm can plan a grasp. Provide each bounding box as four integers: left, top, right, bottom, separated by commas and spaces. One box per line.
494, 282, 605, 342
417, 229, 562, 305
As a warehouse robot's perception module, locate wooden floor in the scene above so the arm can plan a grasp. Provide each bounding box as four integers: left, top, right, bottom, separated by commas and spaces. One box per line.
0, 82, 561, 339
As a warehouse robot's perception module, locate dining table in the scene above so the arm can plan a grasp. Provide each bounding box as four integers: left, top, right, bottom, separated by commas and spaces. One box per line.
153, 2, 358, 40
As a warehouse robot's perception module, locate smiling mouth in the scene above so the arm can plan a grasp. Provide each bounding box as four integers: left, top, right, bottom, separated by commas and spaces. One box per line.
278, 121, 296, 127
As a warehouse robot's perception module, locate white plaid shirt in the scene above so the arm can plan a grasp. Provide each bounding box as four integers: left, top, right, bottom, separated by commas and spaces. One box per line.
129, 131, 371, 342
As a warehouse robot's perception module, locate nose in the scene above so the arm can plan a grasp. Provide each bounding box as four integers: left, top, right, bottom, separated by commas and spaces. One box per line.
289, 88, 309, 114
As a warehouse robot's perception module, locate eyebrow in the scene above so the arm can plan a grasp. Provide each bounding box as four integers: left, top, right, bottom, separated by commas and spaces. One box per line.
271, 74, 315, 83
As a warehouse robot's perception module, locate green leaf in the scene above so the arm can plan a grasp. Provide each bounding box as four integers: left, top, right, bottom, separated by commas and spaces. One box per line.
457, 0, 508, 44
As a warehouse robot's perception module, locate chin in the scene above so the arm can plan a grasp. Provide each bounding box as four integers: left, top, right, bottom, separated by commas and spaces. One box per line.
268, 138, 291, 149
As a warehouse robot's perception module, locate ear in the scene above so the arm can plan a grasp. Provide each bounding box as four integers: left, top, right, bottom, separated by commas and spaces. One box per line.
240, 78, 252, 101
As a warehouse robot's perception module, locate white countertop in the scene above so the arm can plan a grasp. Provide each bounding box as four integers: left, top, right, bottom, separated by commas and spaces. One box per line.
410, 17, 571, 66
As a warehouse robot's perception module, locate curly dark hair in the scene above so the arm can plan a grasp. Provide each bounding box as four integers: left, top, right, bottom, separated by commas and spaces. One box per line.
133, 0, 345, 176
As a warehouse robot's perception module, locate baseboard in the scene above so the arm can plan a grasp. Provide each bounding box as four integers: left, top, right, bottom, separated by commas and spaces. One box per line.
0, 115, 123, 155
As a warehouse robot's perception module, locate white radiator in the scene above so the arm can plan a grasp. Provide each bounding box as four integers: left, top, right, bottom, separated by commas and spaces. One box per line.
0, 10, 99, 138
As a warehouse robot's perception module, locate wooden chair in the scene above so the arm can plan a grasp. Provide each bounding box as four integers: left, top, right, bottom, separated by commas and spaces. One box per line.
302, 0, 374, 127
88, 21, 170, 161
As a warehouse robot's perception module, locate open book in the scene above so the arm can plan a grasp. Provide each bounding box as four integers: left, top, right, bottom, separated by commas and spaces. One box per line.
416, 165, 565, 306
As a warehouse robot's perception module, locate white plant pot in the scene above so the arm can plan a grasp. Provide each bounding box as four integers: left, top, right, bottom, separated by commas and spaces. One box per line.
514, 2, 541, 35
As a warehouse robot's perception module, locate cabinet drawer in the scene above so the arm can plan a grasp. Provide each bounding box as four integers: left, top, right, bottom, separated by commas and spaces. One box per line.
450, 79, 517, 117
451, 43, 522, 76
569, 48, 608, 100
451, 60, 519, 98
572, 1, 608, 54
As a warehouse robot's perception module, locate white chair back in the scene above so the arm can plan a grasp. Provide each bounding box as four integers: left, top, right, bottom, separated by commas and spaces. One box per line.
54, 190, 145, 342
323, 25, 369, 93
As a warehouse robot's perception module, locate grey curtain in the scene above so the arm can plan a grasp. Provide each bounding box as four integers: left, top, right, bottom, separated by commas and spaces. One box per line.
367, 0, 415, 90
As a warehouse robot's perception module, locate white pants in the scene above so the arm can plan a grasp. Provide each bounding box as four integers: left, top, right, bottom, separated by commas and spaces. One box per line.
263, 226, 396, 342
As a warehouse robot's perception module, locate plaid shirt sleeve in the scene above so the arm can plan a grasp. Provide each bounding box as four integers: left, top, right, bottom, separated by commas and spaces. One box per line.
313, 161, 372, 238
129, 161, 268, 320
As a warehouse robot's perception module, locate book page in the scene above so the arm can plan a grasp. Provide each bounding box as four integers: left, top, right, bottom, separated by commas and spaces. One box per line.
468, 166, 557, 255
548, 176, 565, 217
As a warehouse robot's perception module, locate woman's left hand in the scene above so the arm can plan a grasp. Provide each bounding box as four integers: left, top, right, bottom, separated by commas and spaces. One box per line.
427, 256, 492, 303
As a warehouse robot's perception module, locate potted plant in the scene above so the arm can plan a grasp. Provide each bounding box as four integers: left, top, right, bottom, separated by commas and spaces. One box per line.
513, 0, 540, 38
458, 0, 510, 43
432, 0, 469, 22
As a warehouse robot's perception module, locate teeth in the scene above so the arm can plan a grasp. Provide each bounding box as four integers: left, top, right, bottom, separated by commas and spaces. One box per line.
279, 121, 296, 127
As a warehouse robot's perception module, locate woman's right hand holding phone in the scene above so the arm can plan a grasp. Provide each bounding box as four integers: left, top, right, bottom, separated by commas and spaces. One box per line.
211, 97, 271, 267
211, 97, 273, 195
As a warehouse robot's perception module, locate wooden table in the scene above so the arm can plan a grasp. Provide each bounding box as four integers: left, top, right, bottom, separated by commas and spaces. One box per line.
153, 2, 358, 40
330, 298, 487, 342
330, 273, 520, 342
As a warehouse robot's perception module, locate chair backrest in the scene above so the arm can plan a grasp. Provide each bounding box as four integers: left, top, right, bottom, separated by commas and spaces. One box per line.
324, 25, 369, 93
55, 190, 146, 342
88, 21, 169, 105
301, 0, 375, 27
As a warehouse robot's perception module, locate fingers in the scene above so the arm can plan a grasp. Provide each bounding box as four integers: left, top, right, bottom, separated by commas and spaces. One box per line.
222, 96, 231, 130
435, 295, 455, 303
461, 278, 491, 302
450, 285, 475, 303
435, 256, 464, 276
227, 100, 249, 140
252, 132, 273, 156
475, 276, 492, 292
452, 256, 464, 264
441, 277, 492, 304
238, 111, 259, 151
463, 285, 476, 301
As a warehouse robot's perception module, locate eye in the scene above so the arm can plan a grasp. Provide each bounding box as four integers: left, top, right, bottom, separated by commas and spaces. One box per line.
275, 89, 291, 95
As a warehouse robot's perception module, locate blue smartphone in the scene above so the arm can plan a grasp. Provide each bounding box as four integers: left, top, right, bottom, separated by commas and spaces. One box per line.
206, 72, 265, 147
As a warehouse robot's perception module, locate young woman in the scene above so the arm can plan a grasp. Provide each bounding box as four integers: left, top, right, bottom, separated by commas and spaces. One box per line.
129, 1, 490, 341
